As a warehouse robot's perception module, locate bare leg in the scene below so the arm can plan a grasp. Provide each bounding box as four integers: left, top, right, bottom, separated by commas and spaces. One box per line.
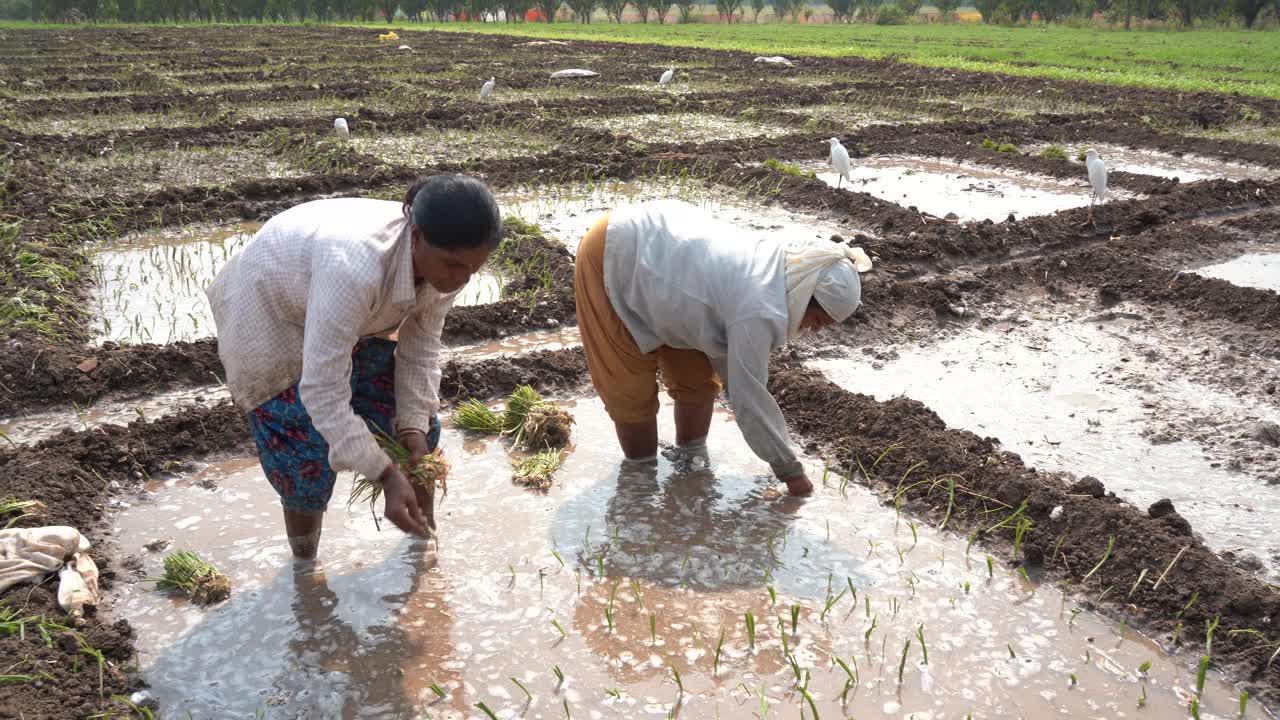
1085, 195, 1096, 228
614, 419, 659, 461
674, 399, 714, 448
283, 508, 324, 560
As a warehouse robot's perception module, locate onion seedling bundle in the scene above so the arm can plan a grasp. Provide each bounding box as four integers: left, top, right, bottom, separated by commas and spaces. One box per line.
155, 550, 231, 605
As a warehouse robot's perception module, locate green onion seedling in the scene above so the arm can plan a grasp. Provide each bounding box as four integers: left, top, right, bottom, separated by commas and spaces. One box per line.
987, 555, 994, 578
745, 610, 756, 649
1177, 590, 1201, 618
1127, 568, 1148, 599
791, 603, 800, 635
767, 585, 777, 606
915, 624, 928, 664
714, 627, 726, 674
1196, 655, 1209, 696
1082, 535, 1115, 584
897, 640, 911, 684
1240, 690, 1249, 716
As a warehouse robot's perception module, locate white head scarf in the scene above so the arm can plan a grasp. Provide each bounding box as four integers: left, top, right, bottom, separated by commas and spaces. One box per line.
783, 242, 873, 340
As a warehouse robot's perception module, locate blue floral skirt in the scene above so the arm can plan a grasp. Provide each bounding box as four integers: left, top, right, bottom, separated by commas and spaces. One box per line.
246, 337, 441, 513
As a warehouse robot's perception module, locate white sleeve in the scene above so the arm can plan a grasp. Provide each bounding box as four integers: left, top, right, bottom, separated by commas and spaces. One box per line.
393, 293, 453, 436
723, 317, 804, 480
298, 253, 390, 482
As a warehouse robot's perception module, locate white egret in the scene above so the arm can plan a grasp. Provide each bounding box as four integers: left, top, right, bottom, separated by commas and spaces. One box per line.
479, 77, 496, 101
1085, 148, 1107, 227
333, 117, 349, 137
659, 66, 674, 88
828, 137, 852, 189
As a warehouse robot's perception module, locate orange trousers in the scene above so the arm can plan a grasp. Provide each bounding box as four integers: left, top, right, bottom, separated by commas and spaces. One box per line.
573, 214, 721, 423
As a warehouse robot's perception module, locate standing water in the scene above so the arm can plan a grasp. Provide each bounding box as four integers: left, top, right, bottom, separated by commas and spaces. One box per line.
111, 398, 1247, 718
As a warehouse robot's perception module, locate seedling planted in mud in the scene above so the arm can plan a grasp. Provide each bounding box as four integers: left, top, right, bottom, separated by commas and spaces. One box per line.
1082, 535, 1116, 585
475, 701, 499, 720
1128, 568, 1149, 599
1241, 690, 1250, 716
865, 615, 878, 641
669, 663, 685, 696
986, 555, 994, 578
790, 603, 801, 635
897, 639, 911, 684
512, 677, 533, 701
650, 613, 657, 645
1177, 591, 1201, 619
714, 627, 726, 674
745, 610, 756, 649
550, 619, 568, 639
1196, 655, 1210, 696
915, 624, 929, 664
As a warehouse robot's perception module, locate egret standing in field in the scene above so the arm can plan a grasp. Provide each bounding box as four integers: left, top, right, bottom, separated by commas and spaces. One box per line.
334, 117, 349, 137
828, 137, 852, 189
658, 66, 675, 88
479, 77, 496, 101
1084, 148, 1107, 228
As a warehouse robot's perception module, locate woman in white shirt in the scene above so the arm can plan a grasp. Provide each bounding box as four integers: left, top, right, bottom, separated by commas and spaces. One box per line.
574, 200, 870, 496
206, 174, 502, 559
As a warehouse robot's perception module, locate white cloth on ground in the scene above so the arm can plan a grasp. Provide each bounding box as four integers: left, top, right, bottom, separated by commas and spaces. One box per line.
604, 200, 803, 479
782, 242, 872, 340
0, 526, 100, 615
205, 198, 457, 482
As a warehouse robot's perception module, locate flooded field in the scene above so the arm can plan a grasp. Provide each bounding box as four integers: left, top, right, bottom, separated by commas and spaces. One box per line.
4, 24, 1280, 720
812, 300, 1280, 580
800, 156, 1097, 221
111, 399, 1243, 719
1194, 253, 1280, 292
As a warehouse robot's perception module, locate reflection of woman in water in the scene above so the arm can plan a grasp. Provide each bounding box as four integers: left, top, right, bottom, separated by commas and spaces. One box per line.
287, 552, 463, 716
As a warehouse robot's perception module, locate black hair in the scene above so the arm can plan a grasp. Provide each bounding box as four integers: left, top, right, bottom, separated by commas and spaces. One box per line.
402, 174, 502, 250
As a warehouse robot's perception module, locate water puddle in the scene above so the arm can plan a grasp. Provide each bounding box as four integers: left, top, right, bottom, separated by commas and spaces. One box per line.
445, 327, 581, 361
0, 384, 228, 446
499, 179, 867, 251
90, 222, 507, 345
1028, 143, 1277, 183
90, 223, 257, 345
576, 112, 791, 143
455, 269, 503, 307
111, 398, 1246, 718
782, 104, 937, 129
811, 309, 1280, 580
1193, 253, 1280, 292
798, 156, 1096, 222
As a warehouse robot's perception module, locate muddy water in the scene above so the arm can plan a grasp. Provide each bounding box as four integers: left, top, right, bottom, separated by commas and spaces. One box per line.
500, 179, 866, 251
445, 327, 582, 361
1028, 144, 1278, 183
91, 224, 505, 345
1194, 253, 1280, 292
111, 398, 1245, 718
90, 223, 257, 345
799, 156, 1097, 222
0, 384, 227, 446
811, 309, 1280, 580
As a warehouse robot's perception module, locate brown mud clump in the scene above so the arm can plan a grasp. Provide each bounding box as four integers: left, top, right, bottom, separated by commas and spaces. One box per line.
522, 405, 575, 450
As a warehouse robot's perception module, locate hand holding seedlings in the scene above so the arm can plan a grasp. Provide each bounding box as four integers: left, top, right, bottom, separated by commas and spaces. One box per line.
379, 464, 431, 538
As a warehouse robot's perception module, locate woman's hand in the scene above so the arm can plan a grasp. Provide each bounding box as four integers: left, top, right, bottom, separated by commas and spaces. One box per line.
400, 429, 432, 466
380, 463, 430, 537
781, 472, 814, 497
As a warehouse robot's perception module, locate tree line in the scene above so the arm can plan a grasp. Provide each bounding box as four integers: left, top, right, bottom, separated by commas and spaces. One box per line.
1, 0, 1273, 30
